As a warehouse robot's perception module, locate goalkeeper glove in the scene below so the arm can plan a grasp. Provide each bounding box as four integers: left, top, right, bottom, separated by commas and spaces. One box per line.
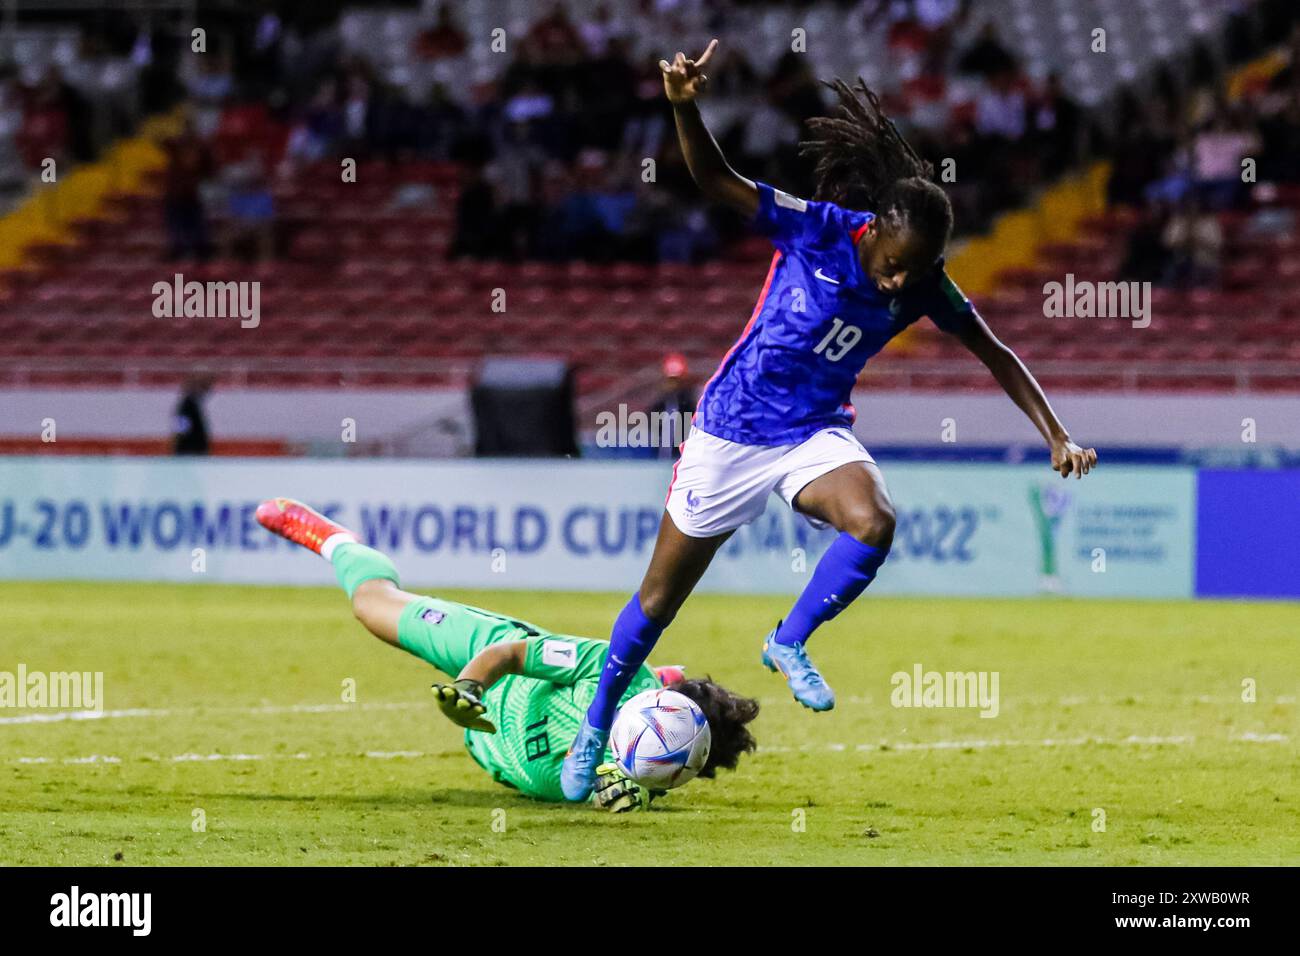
592, 762, 656, 813
431, 678, 496, 733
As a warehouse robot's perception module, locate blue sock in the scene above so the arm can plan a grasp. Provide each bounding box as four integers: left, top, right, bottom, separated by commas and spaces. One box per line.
586, 593, 665, 732
776, 533, 888, 646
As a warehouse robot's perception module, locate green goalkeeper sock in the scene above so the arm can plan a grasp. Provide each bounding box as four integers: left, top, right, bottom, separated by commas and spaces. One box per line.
331, 542, 400, 599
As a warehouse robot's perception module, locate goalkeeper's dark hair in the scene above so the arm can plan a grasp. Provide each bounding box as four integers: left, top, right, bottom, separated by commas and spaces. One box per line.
673, 677, 759, 778
800, 77, 953, 263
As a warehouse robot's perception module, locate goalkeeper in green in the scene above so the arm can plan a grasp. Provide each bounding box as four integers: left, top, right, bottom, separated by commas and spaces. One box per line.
256, 497, 759, 811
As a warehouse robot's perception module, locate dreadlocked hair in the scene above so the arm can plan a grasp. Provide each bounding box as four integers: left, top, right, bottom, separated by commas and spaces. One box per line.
800, 77, 953, 262
672, 676, 759, 779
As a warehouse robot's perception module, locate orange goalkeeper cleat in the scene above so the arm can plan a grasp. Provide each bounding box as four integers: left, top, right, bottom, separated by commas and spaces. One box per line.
255, 497, 351, 554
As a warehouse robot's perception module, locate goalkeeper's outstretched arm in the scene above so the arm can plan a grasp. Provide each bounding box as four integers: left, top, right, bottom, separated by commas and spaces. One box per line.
431, 640, 527, 734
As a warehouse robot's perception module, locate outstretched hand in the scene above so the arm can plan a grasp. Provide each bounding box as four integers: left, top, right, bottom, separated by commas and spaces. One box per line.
1051, 439, 1098, 479
659, 39, 718, 104
431, 679, 496, 733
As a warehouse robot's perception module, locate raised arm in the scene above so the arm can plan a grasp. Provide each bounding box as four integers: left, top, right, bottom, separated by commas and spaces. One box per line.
660, 40, 758, 217
950, 310, 1098, 479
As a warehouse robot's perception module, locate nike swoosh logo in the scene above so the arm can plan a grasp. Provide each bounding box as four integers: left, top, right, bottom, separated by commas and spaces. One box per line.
814, 268, 841, 285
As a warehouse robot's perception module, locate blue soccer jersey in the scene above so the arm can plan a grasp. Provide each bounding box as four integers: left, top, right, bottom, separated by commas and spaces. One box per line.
693, 181, 980, 446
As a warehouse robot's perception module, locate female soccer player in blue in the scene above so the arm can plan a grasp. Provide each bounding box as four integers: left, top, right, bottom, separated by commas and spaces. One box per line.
562, 40, 1099, 800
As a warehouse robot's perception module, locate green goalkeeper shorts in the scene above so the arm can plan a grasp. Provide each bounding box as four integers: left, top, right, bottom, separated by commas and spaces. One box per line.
395, 597, 542, 675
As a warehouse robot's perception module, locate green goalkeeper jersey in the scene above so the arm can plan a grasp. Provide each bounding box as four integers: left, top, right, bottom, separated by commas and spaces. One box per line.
466, 635, 661, 800
395, 596, 660, 801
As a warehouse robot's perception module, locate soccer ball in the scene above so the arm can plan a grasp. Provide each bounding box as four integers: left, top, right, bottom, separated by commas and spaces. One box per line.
609, 688, 711, 790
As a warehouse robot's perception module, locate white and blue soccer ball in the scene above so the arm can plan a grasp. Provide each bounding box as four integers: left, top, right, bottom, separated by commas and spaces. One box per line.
609, 688, 711, 790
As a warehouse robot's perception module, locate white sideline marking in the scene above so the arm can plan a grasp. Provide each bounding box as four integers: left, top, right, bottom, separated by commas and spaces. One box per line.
760, 732, 1287, 754
1, 707, 162, 725
758, 694, 1298, 708
0, 700, 430, 726
363, 750, 425, 758
12, 750, 432, 765
171, 752, 306, 762
7, 693, 1292, 726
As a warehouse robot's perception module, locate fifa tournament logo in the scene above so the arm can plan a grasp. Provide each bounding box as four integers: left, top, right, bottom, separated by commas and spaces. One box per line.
1028, 484, 1073, 594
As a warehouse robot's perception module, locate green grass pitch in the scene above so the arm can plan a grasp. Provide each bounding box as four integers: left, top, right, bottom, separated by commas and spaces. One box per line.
2, 581, 1297, 866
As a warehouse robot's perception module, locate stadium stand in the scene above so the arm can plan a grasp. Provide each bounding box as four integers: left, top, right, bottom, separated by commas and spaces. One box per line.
0, 0, 1297, 451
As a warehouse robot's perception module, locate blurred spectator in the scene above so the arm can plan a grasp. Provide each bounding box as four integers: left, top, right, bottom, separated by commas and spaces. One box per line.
1119, 203, 1174, 284
184, 50, 234, 138
915, 0, 964, 33
737, 98, 802, 181
414, 3, 468, 62
656, 203, 719, 263
1191, 108, 1259, 208
433, 79, 471, 143
957, 22, 1017, 79
649, 353, 696, 461
65, 24, 140, 151
579, 3, 628, 57
0, 70, 26, 204
1258, 89, 1300, 182
450, 163, 500, 259
136, 23, 184, 114
767, 51, 826, 128
244, 11, 285, 98
582, 36, 638, 151
583, 151, 636, 243
1108, 112, 1177, 207
4, 0, 1293, 280
706, 45, 760, 100
162, 117, 214, 261
620, 56, 671, 161
222, 152, 276, 262
1242, 183, 1297, 239
173, 378, 212, 456
1162, 195, 1224, 287
284, 79, 343, 163
487, 120, 549, 260
1032, 73, 1081, 172
340, 68, 374, 157
528, 3, 584, 66
974, 70, 1027, 140
16, 70, 72, 170
544, 160, 616, 260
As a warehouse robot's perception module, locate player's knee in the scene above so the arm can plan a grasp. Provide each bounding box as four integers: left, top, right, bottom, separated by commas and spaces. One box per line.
841, 501, 895, 549
636, 583, 679, 627
350, 581, 388, 635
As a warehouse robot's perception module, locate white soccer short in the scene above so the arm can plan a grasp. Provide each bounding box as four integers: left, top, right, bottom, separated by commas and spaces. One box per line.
664, 425, 875, 537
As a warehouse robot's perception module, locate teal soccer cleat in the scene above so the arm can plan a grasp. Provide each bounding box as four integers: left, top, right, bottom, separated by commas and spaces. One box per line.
560, 716, 610, 801
761, 624, 836, 712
